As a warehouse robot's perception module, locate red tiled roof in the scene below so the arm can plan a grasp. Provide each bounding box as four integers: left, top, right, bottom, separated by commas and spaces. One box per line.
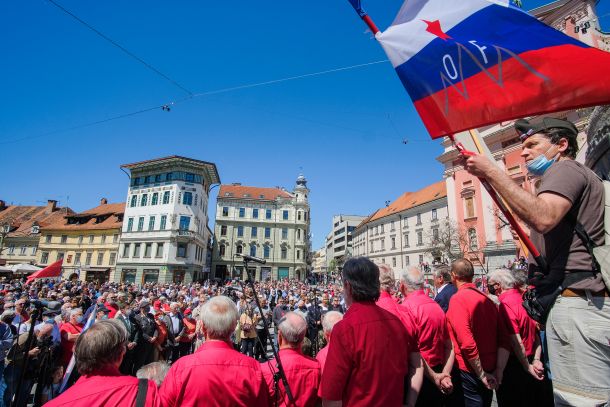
42, 202, 125, 231
365, 180, 447, 224
0, 204, 74, 237
218, 185, 293, 202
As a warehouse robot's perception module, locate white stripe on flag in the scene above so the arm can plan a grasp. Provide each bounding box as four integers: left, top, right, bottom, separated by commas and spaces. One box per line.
377, 0, 510, 68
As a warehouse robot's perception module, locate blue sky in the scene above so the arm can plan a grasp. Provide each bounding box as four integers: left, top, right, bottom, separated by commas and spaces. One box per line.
1, 0, 609, 249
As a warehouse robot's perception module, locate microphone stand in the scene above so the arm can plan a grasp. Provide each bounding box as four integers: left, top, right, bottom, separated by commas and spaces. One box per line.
242, 258, 295, 406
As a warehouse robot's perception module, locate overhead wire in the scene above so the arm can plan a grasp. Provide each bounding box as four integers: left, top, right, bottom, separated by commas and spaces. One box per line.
0, 60, 389, 145
45, 0, 194, 96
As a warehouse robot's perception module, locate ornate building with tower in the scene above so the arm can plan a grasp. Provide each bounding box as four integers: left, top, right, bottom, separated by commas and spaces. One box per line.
212, 175, 311, 281
115, 156, 220, 284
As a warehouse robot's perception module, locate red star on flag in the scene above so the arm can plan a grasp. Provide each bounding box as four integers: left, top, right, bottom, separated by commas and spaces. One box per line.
423, 20, 452, 40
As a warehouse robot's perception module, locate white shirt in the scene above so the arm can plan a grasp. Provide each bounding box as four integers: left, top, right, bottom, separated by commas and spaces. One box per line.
435, 283, 449, 298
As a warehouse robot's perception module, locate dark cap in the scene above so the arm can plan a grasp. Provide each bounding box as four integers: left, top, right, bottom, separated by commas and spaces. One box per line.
515, 117, 578, 142
97, 304, 111, 314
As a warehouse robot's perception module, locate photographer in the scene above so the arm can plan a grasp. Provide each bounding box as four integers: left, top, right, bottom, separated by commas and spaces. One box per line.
253, 295, 271, 362
5, 323, 55, 406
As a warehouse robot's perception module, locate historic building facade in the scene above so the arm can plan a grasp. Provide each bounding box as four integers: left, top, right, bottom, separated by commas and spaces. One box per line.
37, 199, 123, 281
115, 156, 220, 284
352, 181, 448, 278
0, 200, 73, 267
212, 175, 311, 281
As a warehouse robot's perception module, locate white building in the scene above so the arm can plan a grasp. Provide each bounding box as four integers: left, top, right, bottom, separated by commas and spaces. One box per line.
115, 156, 220, 284
325, 214, 366, 269
312, 247, 327, 275
212, 175, 311, 281
352, 181, 448, 278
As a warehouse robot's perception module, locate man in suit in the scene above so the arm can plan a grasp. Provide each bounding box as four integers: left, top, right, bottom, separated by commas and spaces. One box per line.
433, 265, 458, 313
133, 300, 157, 372
116, 302, 140, 375
163, 302, 185, 363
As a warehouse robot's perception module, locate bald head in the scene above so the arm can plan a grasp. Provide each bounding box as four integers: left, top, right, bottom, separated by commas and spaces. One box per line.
278, 312, 307, 346
451, 259, 474, 282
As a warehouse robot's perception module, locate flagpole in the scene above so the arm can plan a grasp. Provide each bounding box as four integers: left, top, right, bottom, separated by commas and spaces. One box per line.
448, 135, 548, 271
347, 1, 380, 35
467, 130, 530, 258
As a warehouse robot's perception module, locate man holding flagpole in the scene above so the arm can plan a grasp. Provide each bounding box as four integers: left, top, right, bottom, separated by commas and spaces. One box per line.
463, 117, 609, 406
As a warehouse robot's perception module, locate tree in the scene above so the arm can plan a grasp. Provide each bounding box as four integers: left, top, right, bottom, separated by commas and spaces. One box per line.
424, 219, 467, 262
424, 219, 489, 273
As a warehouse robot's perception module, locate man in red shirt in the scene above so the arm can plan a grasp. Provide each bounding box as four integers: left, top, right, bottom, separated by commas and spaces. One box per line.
376, 264, 417, 337
320, 257, 423, 407
488, 269, 546, 407
262, 312, 321, 407
316, 310, 343, 373
445, 259, 508, 407
45, 319, 160, 407
400, 267, 453, 407
159, 296, 269, 407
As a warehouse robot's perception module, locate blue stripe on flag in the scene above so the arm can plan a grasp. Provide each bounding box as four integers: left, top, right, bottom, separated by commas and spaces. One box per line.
394, 4, 587, 101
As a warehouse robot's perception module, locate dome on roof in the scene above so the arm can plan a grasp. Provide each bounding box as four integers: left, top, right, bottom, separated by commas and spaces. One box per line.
295, 174, 307, 188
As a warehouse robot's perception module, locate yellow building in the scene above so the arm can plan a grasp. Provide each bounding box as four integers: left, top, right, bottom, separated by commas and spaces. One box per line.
37, 199, 124, 282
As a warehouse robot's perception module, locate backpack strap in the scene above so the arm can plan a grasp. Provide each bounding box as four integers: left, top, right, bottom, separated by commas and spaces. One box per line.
573, 222, 601, 274
135, 378, 148, 407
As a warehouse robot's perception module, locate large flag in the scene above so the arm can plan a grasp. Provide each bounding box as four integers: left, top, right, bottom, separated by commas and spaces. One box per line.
26, 259, 63, 283
373, 0, 610, 138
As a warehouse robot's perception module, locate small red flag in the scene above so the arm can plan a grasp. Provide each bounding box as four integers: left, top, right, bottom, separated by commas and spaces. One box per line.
26, 259, 63, 283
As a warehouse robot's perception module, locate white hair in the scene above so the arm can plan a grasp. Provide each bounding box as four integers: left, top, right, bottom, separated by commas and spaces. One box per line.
400, 266, 424, 290
200, 296, 238, 340
322, 311, 343, 334
136, 361, 171, 387
70, 308, 83, 318
488, 268, 517, 290
278, 312, 307, 345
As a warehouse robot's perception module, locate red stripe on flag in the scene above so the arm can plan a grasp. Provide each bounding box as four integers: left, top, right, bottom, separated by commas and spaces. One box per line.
412, 45, 610, 138
26, 259, 63, 283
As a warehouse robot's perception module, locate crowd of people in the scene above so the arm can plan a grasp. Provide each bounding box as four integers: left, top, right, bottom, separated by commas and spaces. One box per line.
0, 116, 608, 406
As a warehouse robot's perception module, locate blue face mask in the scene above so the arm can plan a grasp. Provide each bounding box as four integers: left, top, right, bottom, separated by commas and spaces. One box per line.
526, 146, 558, 176
76, 316, 84, 324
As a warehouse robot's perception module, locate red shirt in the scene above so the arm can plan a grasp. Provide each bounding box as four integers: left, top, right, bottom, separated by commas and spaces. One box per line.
446, 283, 506, 373
261, 348, 321, 407
376, 291, 417, 339
159, 340, 269, 407
105, 303, 119, 319
320, 301, 409, 406
59, 322, 83, 367
401, 290, 447, 367
316, 345, 329, 373
179, 317, 196, 343
44, 366, 159, 407
498, 288, 538, 356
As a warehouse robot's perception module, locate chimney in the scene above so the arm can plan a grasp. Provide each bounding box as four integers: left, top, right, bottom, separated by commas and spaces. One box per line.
46, 200, 57, 214
100, 198, 108, 205
0, 200, 5, 212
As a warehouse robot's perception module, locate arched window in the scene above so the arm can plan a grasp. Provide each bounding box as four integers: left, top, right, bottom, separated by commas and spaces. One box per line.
219, 244, 226, 257
250, 244, 256, 257
236, 245, 243, 254
263, 245, 270, 259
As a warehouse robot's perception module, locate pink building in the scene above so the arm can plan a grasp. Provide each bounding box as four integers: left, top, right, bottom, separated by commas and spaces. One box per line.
436, 0, 609, 273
